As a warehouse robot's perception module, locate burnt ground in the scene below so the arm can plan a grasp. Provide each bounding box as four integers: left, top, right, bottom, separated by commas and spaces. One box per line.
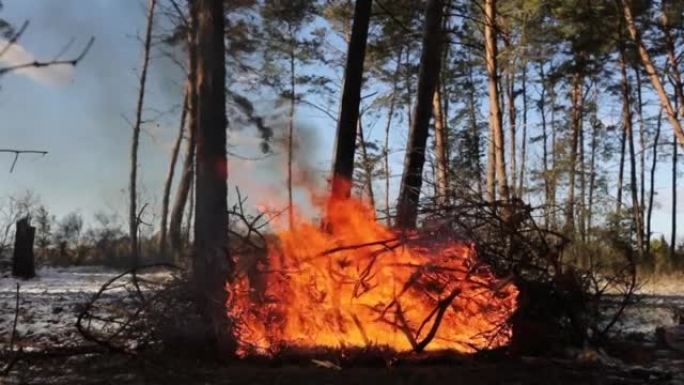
0, 351, 681, 385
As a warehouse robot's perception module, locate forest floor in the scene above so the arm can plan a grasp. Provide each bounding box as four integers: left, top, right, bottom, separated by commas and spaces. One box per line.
1, 266, 684, 384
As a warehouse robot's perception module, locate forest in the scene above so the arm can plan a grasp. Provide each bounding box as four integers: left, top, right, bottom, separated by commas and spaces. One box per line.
1, 0, 684, 384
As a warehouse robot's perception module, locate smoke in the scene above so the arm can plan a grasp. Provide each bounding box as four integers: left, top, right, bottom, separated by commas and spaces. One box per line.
0, 38, 74, 84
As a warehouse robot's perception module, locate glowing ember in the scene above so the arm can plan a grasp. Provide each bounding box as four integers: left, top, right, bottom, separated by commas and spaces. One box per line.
228, 181, 518, 356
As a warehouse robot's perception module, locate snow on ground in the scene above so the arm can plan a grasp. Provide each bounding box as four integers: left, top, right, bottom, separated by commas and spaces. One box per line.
0, 266, 682, 352
0, 266, 171, 351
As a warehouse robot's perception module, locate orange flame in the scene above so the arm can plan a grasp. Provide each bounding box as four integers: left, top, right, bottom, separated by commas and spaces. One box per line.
228, 180, 518, 356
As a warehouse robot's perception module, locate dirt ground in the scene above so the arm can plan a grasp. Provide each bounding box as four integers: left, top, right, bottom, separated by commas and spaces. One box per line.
0, 352, 681, 385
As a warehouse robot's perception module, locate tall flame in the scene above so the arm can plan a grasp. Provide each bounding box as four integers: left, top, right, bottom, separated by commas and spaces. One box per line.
228, 181, 518, 356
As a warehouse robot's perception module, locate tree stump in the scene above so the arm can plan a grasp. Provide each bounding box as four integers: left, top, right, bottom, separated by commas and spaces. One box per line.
12, 217, 36, 279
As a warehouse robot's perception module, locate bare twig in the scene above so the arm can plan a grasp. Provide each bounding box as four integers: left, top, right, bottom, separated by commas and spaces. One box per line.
0, 149, 48, 173
0, 36, 94, 76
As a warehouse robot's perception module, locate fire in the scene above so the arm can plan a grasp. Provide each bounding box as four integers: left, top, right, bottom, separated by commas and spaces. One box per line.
228, 181, 518, 356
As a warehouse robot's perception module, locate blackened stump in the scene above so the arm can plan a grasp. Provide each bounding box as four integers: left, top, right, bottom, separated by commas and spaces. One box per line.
12, 217, 36, 279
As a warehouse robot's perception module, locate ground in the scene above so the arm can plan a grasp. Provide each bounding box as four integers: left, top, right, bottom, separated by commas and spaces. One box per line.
1, 266, 684, 384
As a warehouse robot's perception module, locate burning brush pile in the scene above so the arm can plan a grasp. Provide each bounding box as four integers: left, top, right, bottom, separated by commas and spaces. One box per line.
227, 182, 519, 357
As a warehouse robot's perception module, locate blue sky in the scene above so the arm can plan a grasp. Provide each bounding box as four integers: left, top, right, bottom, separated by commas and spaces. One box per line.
0, 1, 681, 243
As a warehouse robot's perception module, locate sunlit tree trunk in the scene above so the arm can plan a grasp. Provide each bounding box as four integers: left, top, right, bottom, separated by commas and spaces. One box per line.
484, 0, 510, 205
129, 0, 156, 265
621, 0, 684, 149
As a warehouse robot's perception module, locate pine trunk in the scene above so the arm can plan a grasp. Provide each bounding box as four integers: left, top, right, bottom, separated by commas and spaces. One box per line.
484, 0, 509, 205
621, 0, 684, 149
192, 0, 233, 354
433, 80, 449, 206
396, 0, 445, 229
331, 0, 373, 200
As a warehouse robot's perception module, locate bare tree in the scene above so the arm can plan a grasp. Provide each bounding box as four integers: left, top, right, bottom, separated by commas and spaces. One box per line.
159, 85, 189, 257
129, 0, 157, 265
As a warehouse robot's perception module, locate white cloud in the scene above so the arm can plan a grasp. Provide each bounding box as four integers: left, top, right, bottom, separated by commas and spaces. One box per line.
0, 38, 74, 85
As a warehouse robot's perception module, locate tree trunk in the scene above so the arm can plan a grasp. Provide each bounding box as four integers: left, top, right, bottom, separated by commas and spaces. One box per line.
129, 0, 156, 265
287, 46, 295, 229
635, 65, 647, 253
565, 73, 582, 234
519, 62, 528, 196
160, 85, 189, 258
578, 89, 587, 242
587, 96, 599, 241
357, 116, 376, 209
621, 0, 684, 149
505, 41, 517, 199
169, 4, 198, 259
616, 102, 627, 214
484, 0, 510, 205
330, 0, 373, 200
619, 46, 645, 254
396, 0, 445, 229
12, 217, 35, 279
384, 50, 401, 226
647, 109, 662, 254
538, 61, 550, 226
672, 136, 678, 262
192, 0, 233, 354
433, 79, 449, 206
549, 79, 558, 229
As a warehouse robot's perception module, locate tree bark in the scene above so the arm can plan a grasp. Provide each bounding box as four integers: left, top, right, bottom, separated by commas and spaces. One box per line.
169, 3, 198, 259
647, 109, 662, 254
621, 0, 684, 149
538, 61, 550, 226
357, 115, 376, 209
505, 41, 517, 199
384, 50, 401, 226
287, 44, 295, 229
671, 136, 678, 262
160, 85, 189, 257
635, 65, 647, 252
330, 0, 373, 200
619, 46, 645, 254
519, 62, 528, 196
565, 73, 582, 234
192, 0, 233, 354
433, 79, 449, 206
484, 0, 510, 205
396, 0, 445, 229
129, 0, 156, 265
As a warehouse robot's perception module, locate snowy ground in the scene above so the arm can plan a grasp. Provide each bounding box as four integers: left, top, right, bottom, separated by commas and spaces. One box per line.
0, 266, 171, 351
0, 266, 682, 350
